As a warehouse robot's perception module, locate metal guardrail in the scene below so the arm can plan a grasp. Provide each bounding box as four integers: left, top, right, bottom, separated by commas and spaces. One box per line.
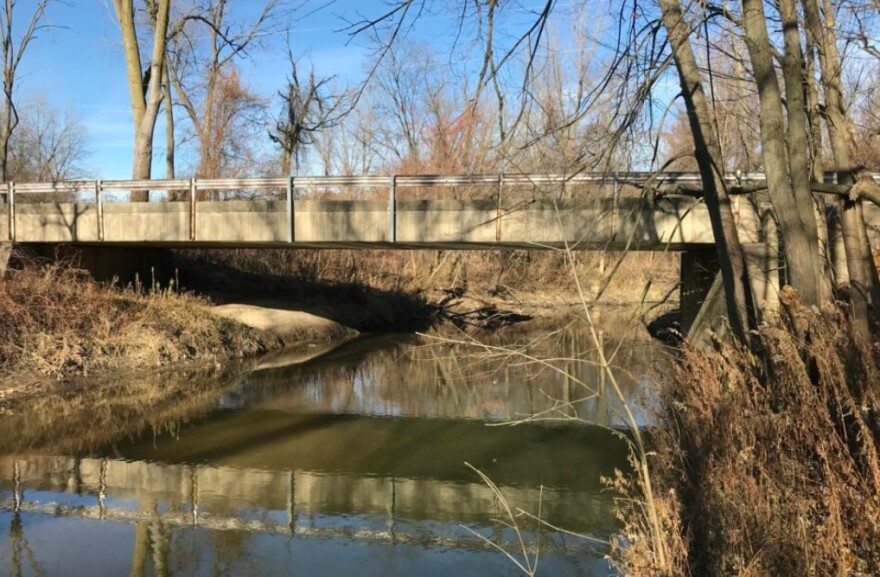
3, 172, 879, 243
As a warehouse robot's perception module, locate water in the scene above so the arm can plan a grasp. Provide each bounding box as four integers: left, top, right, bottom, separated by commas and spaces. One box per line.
0, 317, 668, 576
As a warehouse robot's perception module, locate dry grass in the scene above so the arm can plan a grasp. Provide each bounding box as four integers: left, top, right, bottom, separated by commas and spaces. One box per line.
613, 288, 880, 576
0, 256, 274, 381
181, 247, 679, 306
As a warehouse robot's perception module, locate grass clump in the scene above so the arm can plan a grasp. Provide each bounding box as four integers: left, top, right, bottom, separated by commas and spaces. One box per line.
0, 258, 274, 380
613, 288, 880, 576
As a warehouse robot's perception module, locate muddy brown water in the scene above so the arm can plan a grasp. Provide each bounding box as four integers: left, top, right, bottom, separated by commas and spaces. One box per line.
0, 317, 669, 576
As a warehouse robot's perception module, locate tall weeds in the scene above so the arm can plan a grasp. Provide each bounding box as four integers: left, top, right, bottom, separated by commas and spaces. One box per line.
614, 288, 880, 576
0, 258, 271, 380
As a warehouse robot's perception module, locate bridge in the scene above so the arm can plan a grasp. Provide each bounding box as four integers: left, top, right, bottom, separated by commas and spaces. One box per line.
1, 172, 878, 332
0, 172, 828, 249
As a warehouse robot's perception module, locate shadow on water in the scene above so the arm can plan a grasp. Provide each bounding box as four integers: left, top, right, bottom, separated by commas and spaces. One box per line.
0, 316, 671, 577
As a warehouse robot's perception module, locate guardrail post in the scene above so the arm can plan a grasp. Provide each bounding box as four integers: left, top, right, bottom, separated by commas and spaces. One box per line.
496, 173, 504, 242
96, 180, 104, 241
287, 175, 294, 243
388, 175, 396, 243
7, 181, 13, 241
189, 178, 197, 241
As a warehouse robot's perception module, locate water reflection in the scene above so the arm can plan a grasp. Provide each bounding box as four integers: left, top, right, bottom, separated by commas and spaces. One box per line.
0, 317, 669, 576
244, 318, 663, 428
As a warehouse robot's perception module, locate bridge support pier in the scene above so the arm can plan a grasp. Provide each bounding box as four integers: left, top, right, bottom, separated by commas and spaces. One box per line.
681, 242, 782, 345
680, 249, 720, 334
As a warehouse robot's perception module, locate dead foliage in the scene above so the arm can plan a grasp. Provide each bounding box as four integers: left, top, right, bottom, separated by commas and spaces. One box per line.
180, 247, 679, 307
613, 288, 880, 576
0, 256, 273, 380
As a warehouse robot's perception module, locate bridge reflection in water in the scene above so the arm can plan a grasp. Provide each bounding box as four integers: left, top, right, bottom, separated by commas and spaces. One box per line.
0, 323, 663, 576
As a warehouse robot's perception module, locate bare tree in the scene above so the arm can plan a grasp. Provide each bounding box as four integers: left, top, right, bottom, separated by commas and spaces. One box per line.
269, 46, 351, 176
314, 107, 383, 175
0, 0, 54, 183
659, 0, 755, 342
7, 99, 89, 183
803, 0, 880, 332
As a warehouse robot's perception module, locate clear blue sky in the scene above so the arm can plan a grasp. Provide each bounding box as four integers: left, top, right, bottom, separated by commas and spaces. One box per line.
18, 1, 594, 179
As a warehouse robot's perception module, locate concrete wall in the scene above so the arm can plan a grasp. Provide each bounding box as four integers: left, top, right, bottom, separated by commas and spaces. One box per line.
0, 242, 9, 277
680, 249, 720, 332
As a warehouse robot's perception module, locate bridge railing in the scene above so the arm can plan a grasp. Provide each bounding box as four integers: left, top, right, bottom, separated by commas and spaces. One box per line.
3, 172, 879, 243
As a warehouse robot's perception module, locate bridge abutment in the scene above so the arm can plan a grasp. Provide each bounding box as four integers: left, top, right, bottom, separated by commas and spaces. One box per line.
680, 248, 720, 333
0, 242, 9, 278
681, 199, 782, 344
21, 244, 176, 287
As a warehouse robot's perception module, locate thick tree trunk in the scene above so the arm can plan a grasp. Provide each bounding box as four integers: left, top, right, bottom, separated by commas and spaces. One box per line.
131, 127, 154, 201
803, 0, 879, 334
112, 0, 170, 200
777, 0, 832, 303
803, 32, 835, 284
742, 0, 823, 308
0, 98, 10, 183
112, 0, 146, 132
660, 0, 755, 342
281, 147, 292, 178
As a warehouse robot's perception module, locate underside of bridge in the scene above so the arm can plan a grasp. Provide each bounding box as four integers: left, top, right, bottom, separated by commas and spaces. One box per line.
12, 243, 175, 286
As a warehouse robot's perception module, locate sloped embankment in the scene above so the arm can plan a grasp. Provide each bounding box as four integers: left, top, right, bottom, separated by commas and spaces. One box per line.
0, 262, 281, 391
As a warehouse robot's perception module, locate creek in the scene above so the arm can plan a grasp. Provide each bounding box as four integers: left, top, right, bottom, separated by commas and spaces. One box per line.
0, 316, 667, 576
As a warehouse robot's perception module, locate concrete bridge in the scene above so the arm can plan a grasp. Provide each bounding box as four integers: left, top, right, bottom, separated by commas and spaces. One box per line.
0, 173, 809, 250
1, 172, 878, 332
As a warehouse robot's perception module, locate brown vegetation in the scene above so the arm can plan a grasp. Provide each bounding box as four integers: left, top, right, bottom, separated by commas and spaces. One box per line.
613, 290, 880, 576
0, 256, 274, 383
182, 247, 679, 317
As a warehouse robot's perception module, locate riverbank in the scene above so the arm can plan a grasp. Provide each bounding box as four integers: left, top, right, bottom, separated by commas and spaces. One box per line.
0, 264, 258, 391
613, 290, 880, 575
0, 247, 676, 402
176, 249, 678, 332
0, 259, 366, 398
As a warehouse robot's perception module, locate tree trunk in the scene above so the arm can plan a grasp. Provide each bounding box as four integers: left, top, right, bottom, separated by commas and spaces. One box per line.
281, 147, 292, 177
742, 0, 823, 308
803, 32, 835, 284
163, 62, 174, 180
803, 0, 878, 334
112, 0, 170, 199
660, 0, 755, 343
0, 93, 10, 183
112, 0, 146, 132
777, 0, 832, 302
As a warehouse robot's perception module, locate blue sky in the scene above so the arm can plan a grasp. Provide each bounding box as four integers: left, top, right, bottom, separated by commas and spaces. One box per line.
19, 1, 391, 179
